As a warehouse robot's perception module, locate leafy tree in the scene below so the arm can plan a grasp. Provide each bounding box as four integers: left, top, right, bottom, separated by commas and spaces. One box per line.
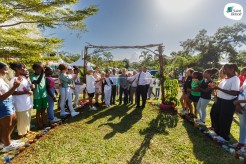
59, 53, 80, 63
0, 0, 98, 65
88, 53, 103, 67
0, 0, 98, 30
213, 23, 246, 63
123, 58, 130, 69
172, 56, 188, 71
180, 23, 246, 68
131, 62, 141, 69
180, 29, 220, 68
235, 50, 246, 66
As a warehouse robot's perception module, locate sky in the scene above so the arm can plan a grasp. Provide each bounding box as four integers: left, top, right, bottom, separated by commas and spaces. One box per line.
45, 0, 246, 62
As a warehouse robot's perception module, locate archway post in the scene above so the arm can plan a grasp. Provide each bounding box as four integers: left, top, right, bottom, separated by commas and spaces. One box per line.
83, 46, 88, 82
158, 45, 165, 104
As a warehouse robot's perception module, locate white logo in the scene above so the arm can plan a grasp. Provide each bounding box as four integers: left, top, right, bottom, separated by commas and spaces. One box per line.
224, 3, 243, 20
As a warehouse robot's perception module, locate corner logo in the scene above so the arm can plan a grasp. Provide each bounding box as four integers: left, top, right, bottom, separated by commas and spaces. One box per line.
224, 3, 243, 20
226, 6, 234, 13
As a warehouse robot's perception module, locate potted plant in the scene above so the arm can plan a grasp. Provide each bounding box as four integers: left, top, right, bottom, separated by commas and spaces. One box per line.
160, 76, 179, 111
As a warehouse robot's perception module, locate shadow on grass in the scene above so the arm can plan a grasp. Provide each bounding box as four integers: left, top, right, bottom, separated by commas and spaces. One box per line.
233, 117, 239, 126
129, 112, 178, 164
182, 120, 238, 164
99, 107, 143, 139
86, 104, 134, 124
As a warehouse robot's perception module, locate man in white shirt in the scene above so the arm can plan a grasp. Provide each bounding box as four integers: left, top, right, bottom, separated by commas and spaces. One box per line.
110, 68, 118, 104
128, 70, 137, 104
143, 67, 152, 100
135, 66, 147, 109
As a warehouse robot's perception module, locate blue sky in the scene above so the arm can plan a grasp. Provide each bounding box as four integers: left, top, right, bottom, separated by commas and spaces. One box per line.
45, 0, 246, 62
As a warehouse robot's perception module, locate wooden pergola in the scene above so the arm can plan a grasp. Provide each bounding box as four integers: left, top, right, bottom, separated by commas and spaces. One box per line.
83, 43, 166, 103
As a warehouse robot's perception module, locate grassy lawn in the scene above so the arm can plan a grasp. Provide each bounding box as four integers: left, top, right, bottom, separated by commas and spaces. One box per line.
5, 98, 241, 164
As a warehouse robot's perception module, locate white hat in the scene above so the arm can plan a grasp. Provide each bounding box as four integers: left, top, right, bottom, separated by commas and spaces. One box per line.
67, 65, 73, 70
87, 66, 94, 71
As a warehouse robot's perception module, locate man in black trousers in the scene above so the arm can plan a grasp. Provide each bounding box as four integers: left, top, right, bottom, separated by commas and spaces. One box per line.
143, 67, 152, 100
110, 68, 118, 104
136, 66, 147, 109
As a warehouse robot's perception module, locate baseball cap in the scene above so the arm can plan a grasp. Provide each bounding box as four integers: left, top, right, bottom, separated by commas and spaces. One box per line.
67, 65, 73, 70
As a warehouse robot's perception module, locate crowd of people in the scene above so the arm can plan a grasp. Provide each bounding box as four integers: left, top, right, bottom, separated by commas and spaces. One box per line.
85, 66, 160, 110
0, 62, 160, 153
180, 64, 246, 153
1, 60, 246, 154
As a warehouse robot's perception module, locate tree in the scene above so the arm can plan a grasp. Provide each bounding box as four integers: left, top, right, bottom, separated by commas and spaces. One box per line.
180, 29, 220, 68
59, 53, 80, 63
213, 23, 246, 63
172, 56, 188, 71
0, 1, 98, 30
103, 52, 113, 62
131, 62, 141, 69
139, 51, 153, 66
0, 0, 98, 65
235, 51, 246, 66
123, 58, 130, 69
180, 23, 246, 68
88, 53, 103, 67
0, 26, 62, 57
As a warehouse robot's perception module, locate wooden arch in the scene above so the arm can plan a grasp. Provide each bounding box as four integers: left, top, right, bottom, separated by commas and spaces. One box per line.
83, 43, 166, 103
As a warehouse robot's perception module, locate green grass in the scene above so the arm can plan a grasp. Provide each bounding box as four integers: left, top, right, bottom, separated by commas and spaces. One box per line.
7, 99, 241, 164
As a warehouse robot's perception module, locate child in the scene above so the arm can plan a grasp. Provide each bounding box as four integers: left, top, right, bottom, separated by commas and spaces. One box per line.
9, 63, 33, 137
103, 70, 113, 107
30, 63, 48, 130
86, 67, 97, 110
196, 68, 218, 124
188, 71, 203, 117
209, 63, 240, 142
45, 67, 61, 123
58, 64, 79, 117
239, 67, 246, 87
181, 68, 194, 115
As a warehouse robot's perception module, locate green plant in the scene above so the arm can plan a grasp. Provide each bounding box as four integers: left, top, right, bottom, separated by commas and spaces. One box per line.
163, 76, 180, 105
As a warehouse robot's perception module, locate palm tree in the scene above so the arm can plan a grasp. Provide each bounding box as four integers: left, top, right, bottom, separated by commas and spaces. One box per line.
103, 52, 113, 62
139, 51, 153, 65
